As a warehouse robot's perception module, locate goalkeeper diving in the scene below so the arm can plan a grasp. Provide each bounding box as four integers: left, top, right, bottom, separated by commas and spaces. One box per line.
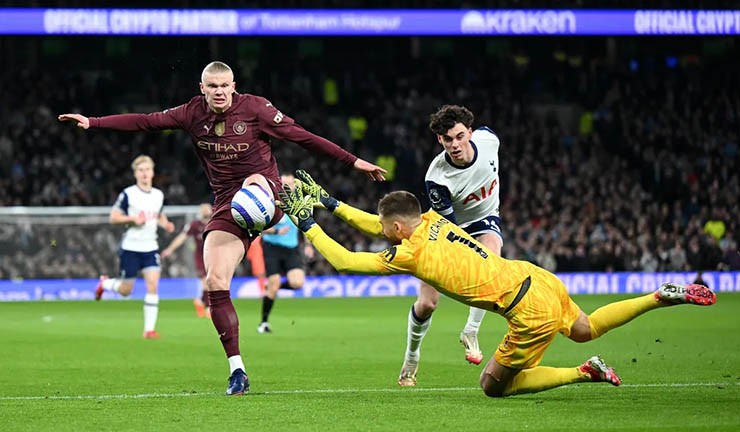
277, 170, 717, 397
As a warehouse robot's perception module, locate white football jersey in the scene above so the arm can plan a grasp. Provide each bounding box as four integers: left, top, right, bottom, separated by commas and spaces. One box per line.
425, 127, 501, 232
113, 185, 165, 252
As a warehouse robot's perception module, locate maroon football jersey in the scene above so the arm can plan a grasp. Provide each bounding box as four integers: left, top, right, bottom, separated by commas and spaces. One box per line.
185, 219, 207, 258
89, 93, 356, 209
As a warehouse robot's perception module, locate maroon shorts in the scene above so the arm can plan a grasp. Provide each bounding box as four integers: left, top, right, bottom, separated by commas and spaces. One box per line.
204, 181, 284, 254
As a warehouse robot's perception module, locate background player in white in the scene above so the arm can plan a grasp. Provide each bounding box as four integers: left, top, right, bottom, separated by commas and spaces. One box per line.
399, 105, 503, 386
95, 155, 176, 339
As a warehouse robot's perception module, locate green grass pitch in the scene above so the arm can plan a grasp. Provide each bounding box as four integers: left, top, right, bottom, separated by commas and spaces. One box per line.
1, 293, 739, 431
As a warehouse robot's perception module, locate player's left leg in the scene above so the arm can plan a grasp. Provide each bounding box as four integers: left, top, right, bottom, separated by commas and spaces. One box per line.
459, 232, 503, 365
142, 268, 161, 339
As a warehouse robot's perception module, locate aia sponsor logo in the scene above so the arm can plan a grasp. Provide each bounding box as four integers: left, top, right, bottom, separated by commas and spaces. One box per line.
462, 179, 497, 205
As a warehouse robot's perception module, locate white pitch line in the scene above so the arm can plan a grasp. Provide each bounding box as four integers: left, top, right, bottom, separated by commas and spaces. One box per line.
1, 382, 738, 401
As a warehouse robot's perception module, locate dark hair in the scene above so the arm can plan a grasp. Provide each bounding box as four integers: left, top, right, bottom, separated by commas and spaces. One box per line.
378, 191, 421, 219
428, 105, 474, 135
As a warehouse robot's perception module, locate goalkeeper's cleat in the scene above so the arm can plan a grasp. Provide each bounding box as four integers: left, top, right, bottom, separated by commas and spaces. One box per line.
579, 355, 621, 386
226, 368, 250, 396
460, 331, 484, 365
655, 282, 716, 306
143, 330, 161, 339
398, 359, 419, 387
193, 298, 206, 318
94, 276, 107, 301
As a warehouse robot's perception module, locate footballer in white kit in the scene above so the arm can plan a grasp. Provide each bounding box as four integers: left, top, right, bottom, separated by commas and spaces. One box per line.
95, 155, 175, 339
425, 126, 502, 238
399, 105, 504, 387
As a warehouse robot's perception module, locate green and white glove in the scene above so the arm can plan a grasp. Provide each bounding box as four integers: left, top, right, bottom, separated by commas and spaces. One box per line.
277, 183, 316, 232
295, 169, 339, 212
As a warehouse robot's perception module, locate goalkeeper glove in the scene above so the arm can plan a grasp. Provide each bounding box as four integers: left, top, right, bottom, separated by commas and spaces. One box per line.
295, 169, 339, 212
277, 183, 316, 232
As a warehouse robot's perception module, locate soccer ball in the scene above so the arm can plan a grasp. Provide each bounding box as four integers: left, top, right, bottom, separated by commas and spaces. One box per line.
230, 184, 275, 232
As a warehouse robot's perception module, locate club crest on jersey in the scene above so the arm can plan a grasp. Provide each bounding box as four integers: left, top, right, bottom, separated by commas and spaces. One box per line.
429, 189, 442, 205
215, 121, 225, 136
233, 121, 247, 135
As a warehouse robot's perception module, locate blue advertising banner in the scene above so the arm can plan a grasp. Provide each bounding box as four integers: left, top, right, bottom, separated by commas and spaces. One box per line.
0, 272, 738, 302
0, 9, 739, 36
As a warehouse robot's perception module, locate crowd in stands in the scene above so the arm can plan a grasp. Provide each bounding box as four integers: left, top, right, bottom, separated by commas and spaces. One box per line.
0, 36, 737, 279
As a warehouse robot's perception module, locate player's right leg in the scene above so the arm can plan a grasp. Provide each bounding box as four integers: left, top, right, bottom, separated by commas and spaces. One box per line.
204, 230, 250, 395
399, 282, 439, 387
460, 232, 502, 364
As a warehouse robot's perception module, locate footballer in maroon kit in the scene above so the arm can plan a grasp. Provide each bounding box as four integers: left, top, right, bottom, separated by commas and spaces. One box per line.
59, 61, 386, 396
161, 203, 212, 318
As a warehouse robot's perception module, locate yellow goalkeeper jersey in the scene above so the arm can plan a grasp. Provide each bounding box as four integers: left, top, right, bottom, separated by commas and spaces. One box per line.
304, 203, 537, 313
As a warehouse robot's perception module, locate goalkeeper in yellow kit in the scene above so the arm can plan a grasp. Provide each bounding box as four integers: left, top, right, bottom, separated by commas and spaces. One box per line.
279, 170, 717, 397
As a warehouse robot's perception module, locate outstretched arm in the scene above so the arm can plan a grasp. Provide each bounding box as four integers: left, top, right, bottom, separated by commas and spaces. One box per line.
303, 225, 392, 275
257, 100, 386, 180
332, 203, 384, 238
59, 104, 187, 132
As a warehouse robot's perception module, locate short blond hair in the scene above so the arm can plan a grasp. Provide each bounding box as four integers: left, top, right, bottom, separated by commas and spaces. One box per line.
131, 155, 155, 171
201, 61, 233, 82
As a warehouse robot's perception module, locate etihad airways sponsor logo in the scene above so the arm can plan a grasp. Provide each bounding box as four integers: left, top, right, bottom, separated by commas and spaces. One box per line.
196, 141, 250, 152
197, 141, 251, 160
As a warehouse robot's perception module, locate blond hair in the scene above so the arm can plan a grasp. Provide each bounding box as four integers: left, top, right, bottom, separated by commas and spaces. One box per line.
201, 61, 233, 82
131, 155, 155, 171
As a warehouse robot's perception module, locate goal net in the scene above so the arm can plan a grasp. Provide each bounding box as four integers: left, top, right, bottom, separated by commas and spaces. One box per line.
0, 205, 204, 280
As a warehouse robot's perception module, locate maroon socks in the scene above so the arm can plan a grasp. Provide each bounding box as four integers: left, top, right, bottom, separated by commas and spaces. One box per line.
208, 290, 240, 357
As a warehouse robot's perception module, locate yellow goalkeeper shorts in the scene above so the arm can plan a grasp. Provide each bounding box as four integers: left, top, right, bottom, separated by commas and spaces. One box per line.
494, 267, 582, 369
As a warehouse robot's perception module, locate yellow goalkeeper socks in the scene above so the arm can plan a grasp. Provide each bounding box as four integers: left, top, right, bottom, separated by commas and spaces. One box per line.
504, 367, 587, 396
588, 293, 662, 339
